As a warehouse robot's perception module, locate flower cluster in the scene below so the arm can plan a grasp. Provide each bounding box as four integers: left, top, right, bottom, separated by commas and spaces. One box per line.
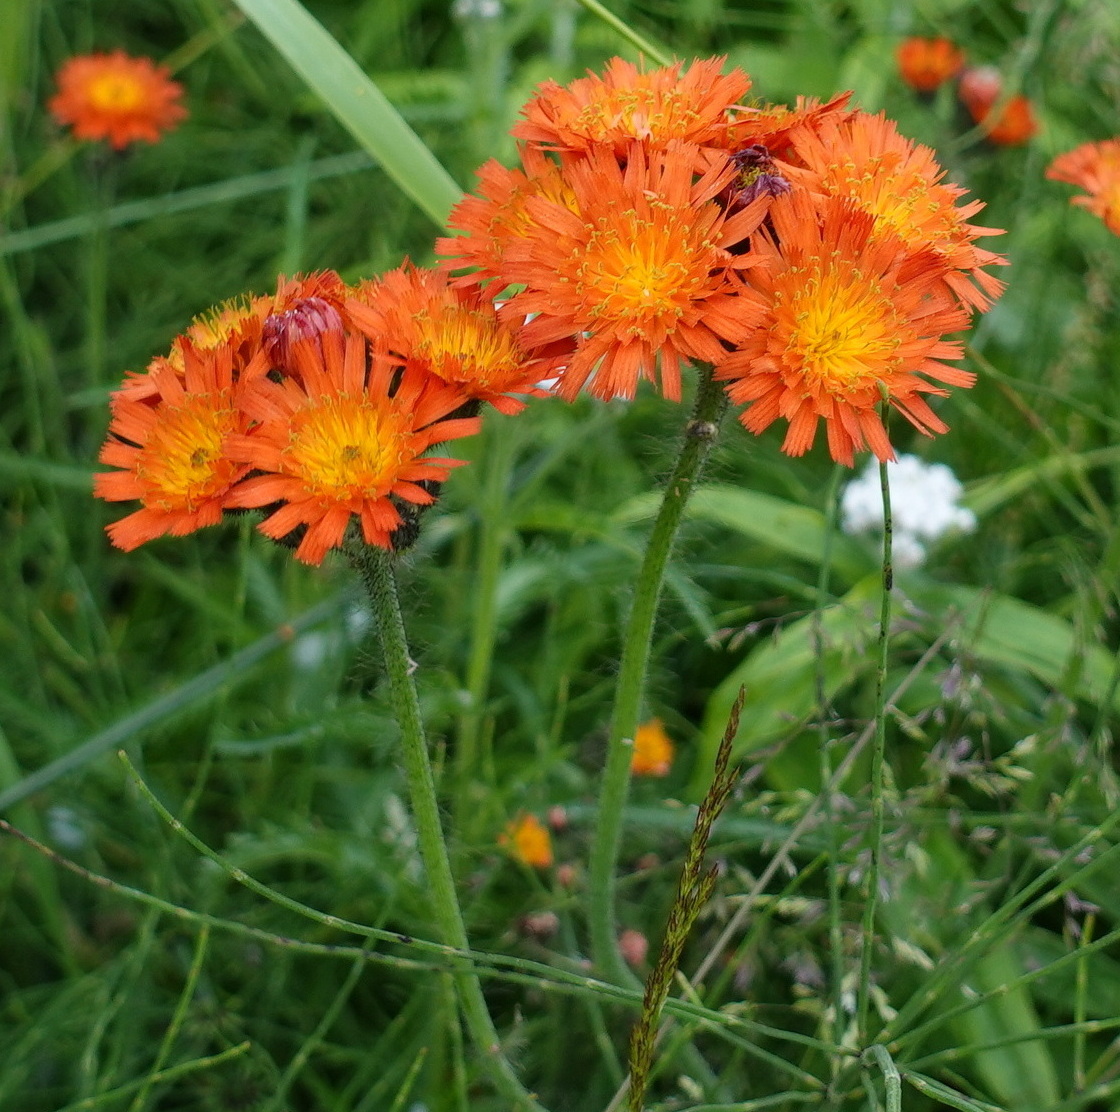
97, 56, 1010, 559
439, 56, 1005, 465
894, 38, 1037, 148
95, 269, 549, 563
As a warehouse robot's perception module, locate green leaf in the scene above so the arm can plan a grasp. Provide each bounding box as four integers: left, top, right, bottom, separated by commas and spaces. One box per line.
230, 0, 462, 228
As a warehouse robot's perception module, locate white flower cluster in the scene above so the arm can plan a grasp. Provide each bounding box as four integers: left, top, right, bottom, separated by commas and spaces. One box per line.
840, 454, 976, 568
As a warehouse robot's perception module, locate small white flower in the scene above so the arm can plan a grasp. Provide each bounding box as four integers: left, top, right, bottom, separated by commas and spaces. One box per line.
841, 454, 976, 567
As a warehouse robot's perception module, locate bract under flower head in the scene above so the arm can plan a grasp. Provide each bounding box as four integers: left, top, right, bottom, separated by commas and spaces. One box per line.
223, 331, 479, 565
347, 264, 558, 414
94, 340, 267, 549
718, 191, 975, 467
497, 141, 772, 402
512, 56, 751, 158
783, 110, 1007, 312
1046, 138, 1120, 235
896, 37, 964, 93
48, 50, 187, 149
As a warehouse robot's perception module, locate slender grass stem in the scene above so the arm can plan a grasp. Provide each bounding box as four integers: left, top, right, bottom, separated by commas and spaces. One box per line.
588, 365, 728, 984
813, 465, 845, 1079
856, 457, 893, 1047
348, 544, 547, 1112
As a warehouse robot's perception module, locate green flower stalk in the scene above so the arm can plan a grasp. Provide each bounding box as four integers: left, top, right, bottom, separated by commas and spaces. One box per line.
588, 364, 729, 985
348, 542, 546, 1112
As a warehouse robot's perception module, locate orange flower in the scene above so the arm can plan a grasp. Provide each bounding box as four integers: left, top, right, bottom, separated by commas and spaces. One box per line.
437, 145, 576, 289
94, 341, 267, 550
631, 718, 675, 777
717, 191, 975, 467
958, 67, 1037, 146
500, 814, 553, 869
223, 331, 479, 565
1046, 138, 1120, 235
48, 50, 186, 149
347, 264, 557, 414
896, 37, 964, 93
723, 92, 852, 161
782, 110, 1007, 312
512, 56, 751, 158
496, 141, 771, 402
117, 272, 353, 406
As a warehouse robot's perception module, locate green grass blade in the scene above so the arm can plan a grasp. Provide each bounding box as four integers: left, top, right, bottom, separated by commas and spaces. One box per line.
230, 0, 462, 227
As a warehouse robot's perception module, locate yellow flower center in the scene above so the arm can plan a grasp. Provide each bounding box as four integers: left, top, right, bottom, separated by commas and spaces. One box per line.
825, 157, 955, 252
88, 73, 146, 112
137, 395, 238, 511
775, 267, 902, 390
284, 396, 404, 500
579, 216, 702, 332
575, 89, 698, 143
414, 307, 521, 387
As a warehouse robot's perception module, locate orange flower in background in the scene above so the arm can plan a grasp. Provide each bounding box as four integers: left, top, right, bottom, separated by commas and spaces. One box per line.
631, 719, 675, 777
94, 341, 268, 549
48, 50, 186, 149
896, 37, 964, 93
347, 264, 558, 414
223, 331, 479, 565
958, 66, 1037, 147
718, 191, 975, 467
513, 56, 751, 158
783, 111, 1007, 312
1046, 138, 1120, 235
500, 814, 553, 868
497, 141, 771, 402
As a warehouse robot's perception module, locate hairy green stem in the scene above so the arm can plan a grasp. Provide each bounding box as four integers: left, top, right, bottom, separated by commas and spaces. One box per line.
588, 365, 728, 985
349, 544, 546, 1112
856, 458, 894, 1046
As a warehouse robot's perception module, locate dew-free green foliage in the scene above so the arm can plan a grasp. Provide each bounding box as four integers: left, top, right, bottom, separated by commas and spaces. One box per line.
3, 0, 1120, 1110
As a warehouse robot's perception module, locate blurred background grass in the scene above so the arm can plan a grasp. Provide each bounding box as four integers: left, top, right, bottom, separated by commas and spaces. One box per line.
3, 0, 1120, 1109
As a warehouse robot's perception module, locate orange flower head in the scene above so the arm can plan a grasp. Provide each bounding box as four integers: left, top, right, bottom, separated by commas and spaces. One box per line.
222, 331, 479, 565
349, 265, 560, 414
48, 50, 186, 149
437, 145, 577, 289
500, 814, 553, 869
1047, 138, 1120, 236
723, 92, 853, 161
783, 110, 1007, 312
95, 341, 267, 550
717, 191, 975, 467
512, 56, 751, 158
497, 141, 772, 402
631, 718, 675, 777
958, 67, 1038, 146
896, 37, 964, 93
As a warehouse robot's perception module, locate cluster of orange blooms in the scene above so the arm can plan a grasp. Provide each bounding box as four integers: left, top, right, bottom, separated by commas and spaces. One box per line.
92, 55, 1018, 561
894, 37, 1037, 146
